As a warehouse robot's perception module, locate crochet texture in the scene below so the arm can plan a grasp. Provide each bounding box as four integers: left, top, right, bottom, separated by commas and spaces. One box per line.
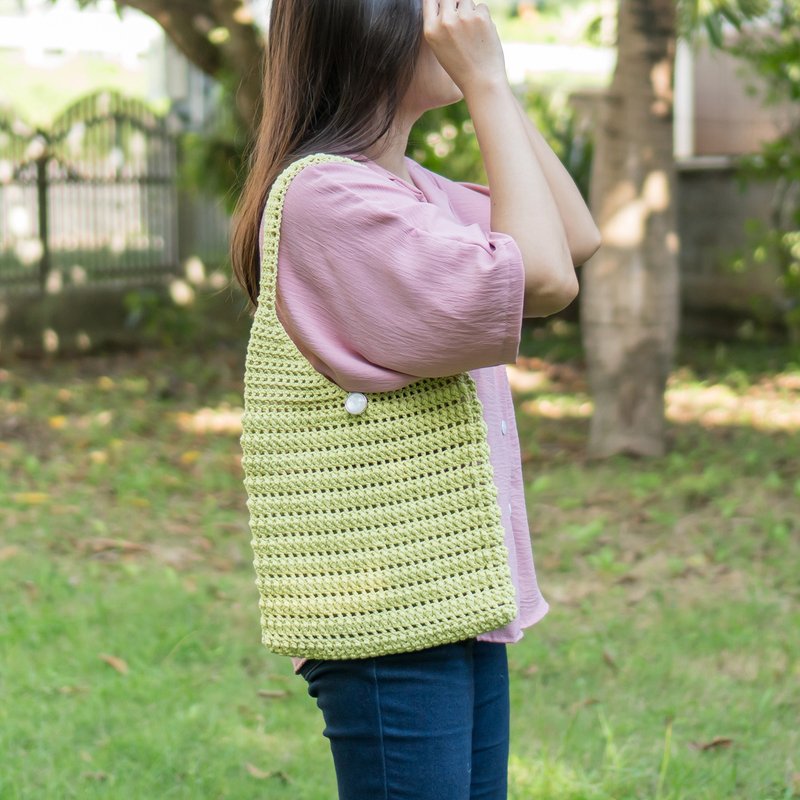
240, 152, 518, 660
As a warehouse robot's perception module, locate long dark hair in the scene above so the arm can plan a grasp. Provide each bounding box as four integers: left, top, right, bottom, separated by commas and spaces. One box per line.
230, 0, 423, 311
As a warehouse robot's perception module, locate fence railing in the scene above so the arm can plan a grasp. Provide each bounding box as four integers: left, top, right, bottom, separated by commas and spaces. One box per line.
0, 89, 229, 294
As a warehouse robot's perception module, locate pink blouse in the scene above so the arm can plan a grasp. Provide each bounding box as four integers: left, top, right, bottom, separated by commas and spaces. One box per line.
258, 154, 550, 675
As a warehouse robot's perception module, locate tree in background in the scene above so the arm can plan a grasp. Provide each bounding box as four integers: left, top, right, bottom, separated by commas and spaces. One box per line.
580, 0, 769, 457
111, 0, 263, 135
579, 0, 680, 458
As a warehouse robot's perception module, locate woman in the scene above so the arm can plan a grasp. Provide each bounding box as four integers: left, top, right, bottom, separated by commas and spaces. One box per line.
231, 0, 601, 798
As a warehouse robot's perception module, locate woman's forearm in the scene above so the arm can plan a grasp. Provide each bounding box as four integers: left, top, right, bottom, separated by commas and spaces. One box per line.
464, 77, 578, 317
512, 94, 601, 267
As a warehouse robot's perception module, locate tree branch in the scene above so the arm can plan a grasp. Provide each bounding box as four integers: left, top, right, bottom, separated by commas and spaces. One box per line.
117, 0, 223, 78
116, 0, 264, 133
209, 0, 265, 132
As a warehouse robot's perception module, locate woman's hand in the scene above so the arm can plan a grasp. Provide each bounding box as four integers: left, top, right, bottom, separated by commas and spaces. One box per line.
422, 0, 508, 94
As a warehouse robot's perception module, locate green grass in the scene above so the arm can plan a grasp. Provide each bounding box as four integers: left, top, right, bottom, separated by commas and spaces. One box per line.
1, 326, 799, 799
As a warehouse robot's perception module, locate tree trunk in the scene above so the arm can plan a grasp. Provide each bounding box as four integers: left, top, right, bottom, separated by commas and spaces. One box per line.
117, 0, 264, 135
580, 0, 680, 457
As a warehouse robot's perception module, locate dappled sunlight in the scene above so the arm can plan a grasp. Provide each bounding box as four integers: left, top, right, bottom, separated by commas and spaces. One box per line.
508, 752, 604, 799
650, 57, 673, 114
172, 405, 243, 435
42, 328, 58, 353
666, 377, 800, 430
510, 360, 800, 432
598, 168, 672, 250
14, 236, 43, 265
601, 195, 646, 247
184, 256, 206, 285
47, 408, 114, 431
70, 265, 88, 284
521, 396, 593, 420
168, 278, 196, 306
45, 269, 63, 294
506, 363, 552, 392
642, 168, 670, 212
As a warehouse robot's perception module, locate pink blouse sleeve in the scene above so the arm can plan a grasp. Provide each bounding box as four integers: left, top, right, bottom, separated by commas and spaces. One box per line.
270, 160, 526, 393
440, 179, 493, 233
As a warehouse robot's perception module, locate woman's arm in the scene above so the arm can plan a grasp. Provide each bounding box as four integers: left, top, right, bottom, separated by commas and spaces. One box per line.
423, 0, 586, 318
511, 95, 601, 267
464, 76, 579, 318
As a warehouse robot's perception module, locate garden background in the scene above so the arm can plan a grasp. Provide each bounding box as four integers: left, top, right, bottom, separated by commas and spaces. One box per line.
1, 0, 798, 797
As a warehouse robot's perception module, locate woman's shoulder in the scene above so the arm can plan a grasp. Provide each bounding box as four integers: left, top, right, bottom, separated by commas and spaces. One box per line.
286, 155, 395, 195
411, 157, 491, 201
280, 155, 416, 224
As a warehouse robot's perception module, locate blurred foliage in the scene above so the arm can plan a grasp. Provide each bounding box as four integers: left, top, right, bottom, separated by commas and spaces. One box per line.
410, 85, 594, 202
724, 0, 800, 340
175, 69, 244, 217
121, 286, 203, 349
676, 0, 771, 48
120, 276, 241, 350
409, 100, 486, 184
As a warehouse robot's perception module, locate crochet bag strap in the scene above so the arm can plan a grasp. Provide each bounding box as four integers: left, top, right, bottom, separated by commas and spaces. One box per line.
257, 152, 356, 315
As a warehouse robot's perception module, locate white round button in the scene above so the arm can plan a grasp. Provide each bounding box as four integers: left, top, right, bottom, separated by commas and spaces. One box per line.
344, 392, 368, 415
500, 419, 507, 435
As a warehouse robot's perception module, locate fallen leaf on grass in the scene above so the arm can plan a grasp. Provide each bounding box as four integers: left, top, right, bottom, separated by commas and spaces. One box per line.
245, 763, 291, 783
80, 538, 150, 555
11, 492, 50, 505
51, 504, 82, 515
125, 496, 151, 508
0, 545, 20, 562
58, 685, 90, 695
98, 653, 129, 674
540, 555, 562, 570
688, 737, 734, 751
265, 673, 293, 682
257, 689, 288, 699
569, 698, 599, 714
602, 650, 618, 670
81, 771, 110, 781
523, 664, 539, 677
209, 557, 236, 572
179, 450, 202, 465
191, 536, 213, 551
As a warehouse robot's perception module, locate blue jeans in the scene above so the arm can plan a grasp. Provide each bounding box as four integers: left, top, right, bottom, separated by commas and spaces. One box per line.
298, 637, 510, 800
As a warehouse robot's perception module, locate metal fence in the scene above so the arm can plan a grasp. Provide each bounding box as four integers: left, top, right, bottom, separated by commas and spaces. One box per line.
0, 89, 229, 294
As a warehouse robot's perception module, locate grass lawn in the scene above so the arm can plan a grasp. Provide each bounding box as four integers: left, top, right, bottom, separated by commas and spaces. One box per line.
1, 324, 798, 799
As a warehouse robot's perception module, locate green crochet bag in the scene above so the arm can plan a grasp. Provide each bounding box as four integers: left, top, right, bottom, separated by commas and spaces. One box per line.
240, 152, 518, 660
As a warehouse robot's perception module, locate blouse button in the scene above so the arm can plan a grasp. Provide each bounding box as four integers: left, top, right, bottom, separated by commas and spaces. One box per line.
500, 419, 507, 435
344, 392, 368, 415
